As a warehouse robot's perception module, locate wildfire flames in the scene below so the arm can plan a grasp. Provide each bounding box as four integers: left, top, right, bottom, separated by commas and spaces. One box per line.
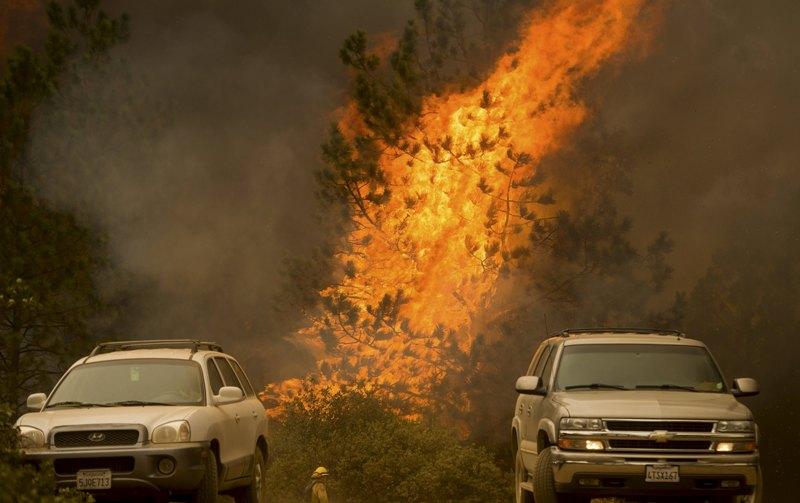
263, 0, 656, 412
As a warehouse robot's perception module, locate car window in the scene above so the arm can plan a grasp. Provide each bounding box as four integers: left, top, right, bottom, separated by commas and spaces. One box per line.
526, 345, 545, 376
554, 344, 727, 392
540, 345, 557, 387
532, 346, 552, 377
47, 359, 204, 407
230, 359, 256, 397
207, 359, 224, 395
214, 357, 243, 390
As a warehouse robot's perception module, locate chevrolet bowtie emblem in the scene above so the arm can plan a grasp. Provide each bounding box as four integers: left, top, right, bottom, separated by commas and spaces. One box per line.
649, 430, 674, 443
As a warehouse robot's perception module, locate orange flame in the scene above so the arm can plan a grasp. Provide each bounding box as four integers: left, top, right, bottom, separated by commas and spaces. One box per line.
264, 0, 657, 412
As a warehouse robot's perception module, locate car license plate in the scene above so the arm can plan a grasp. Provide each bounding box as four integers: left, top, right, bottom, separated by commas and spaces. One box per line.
646, 465, 679, 483
76, 469, 112, 490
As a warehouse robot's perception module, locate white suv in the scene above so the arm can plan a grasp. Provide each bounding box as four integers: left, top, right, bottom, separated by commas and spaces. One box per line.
15, 339, 268, 503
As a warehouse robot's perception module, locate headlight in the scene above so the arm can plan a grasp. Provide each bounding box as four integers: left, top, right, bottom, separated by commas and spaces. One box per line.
560, 418, 603, 431
151, 420, 191, 444
715, 441, 757, 452
716, 420, 754, 433
557, 438, 605, 451
18, 426, 45, 449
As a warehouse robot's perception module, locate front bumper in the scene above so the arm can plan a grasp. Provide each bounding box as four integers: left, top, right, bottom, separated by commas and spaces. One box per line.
551, 447, 759, 497
23, 441, 209, 495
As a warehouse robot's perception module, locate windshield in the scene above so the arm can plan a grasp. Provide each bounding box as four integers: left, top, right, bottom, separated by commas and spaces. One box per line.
554, 344, 726, 393
47, 359, 204, 408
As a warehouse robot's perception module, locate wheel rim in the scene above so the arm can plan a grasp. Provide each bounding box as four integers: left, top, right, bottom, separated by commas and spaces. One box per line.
254, 457, 264, 502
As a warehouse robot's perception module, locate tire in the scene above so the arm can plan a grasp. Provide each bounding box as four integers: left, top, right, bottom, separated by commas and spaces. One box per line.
515, 447, 535, 503
232, 447, 267, 503
192, 448, 219, 503
532, 446, 576, 503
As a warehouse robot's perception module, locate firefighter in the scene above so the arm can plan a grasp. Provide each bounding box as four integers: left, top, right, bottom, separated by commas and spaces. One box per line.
304, 466, 330, 503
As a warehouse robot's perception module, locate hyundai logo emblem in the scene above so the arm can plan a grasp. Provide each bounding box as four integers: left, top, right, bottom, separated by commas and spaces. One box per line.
88, 432, 106, 442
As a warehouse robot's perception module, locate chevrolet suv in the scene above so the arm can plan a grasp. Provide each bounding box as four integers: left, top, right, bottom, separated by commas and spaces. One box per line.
15, 339, 268, 502
512, 329, 761, 503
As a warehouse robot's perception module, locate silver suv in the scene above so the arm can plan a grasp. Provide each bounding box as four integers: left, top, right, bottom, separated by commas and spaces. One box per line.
15, 339, 268, 502
512, 329, 761, 503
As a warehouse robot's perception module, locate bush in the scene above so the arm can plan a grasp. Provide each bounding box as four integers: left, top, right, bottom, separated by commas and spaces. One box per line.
265, 386, 511, 502
0, 404, 92, 503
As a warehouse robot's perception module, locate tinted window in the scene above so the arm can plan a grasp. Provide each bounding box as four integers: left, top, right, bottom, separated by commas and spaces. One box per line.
207, 359, 224, 395
554, 344, 726, 392
230, 360, 256, 397
48, 360, 203, 407
532, 346, 552, 377
540, 346, 557, 387
214, 357, 243, 390
526, 345, 545, 375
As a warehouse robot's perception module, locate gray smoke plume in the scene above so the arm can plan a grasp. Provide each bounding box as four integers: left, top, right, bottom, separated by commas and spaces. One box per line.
28, 0, 799, 394
28, 0, 413, 385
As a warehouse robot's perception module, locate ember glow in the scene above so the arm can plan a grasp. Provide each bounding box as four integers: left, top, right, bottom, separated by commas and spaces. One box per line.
264, 0, 655, 412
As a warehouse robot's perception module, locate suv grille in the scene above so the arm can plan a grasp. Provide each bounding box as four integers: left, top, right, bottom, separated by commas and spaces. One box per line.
605, 421, 714, 433
609, 439, 712, 450
53, 429, 140, 448
53, 456, 135, 475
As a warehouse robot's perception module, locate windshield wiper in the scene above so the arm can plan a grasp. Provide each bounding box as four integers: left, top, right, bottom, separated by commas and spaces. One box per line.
105, 400, 173, 407
46, 401, 111, 409
635, 384, 699, 392
564, 383, 630, 391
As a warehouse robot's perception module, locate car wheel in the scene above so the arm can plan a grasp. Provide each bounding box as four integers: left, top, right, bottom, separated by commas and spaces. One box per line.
532, 446, 578, 503
233, 447, 267, 503
192, 448, 219, 503
515, 447, 534, 503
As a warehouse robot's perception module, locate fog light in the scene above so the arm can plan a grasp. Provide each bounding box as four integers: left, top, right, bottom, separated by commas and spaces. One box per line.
585, 440, 604, 451
578, 478, 600, 487
157, 457, 175, 475
721, 480, 741, 488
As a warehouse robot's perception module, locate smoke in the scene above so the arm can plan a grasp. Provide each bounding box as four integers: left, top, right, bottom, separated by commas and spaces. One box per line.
28, 0, 413, 385
582, 0, 800, 286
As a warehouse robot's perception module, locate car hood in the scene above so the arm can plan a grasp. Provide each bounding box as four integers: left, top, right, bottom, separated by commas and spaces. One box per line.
15, 406, 198, 433
552, 391, 752, 420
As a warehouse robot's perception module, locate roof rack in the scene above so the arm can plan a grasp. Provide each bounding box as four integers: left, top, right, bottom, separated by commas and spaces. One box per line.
89, 339, 224, 356
555, 328, 685, 339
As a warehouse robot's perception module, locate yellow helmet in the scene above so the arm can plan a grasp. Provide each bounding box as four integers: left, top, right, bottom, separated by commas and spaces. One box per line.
312, 466, 329, 478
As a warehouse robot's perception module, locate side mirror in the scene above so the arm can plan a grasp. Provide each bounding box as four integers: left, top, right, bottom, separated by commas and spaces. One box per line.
214, 386, 244, 405
26, 393, 47, 412
732, 378, 759, 397
516, 376, 545, 396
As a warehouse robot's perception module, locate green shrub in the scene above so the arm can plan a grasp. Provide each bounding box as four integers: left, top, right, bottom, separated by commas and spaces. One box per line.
265, 386, 512, 502
0, 404, 92, 503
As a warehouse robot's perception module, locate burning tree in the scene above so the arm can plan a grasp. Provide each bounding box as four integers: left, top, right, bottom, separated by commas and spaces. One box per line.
264, 0, 668, 422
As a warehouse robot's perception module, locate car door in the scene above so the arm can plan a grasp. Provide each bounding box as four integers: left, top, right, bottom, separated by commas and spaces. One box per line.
518, 343, 547, 452
229, 358, 265, 439
524, 344, 554, 449
530, 343, 559, 451
211, 356, 252, 480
